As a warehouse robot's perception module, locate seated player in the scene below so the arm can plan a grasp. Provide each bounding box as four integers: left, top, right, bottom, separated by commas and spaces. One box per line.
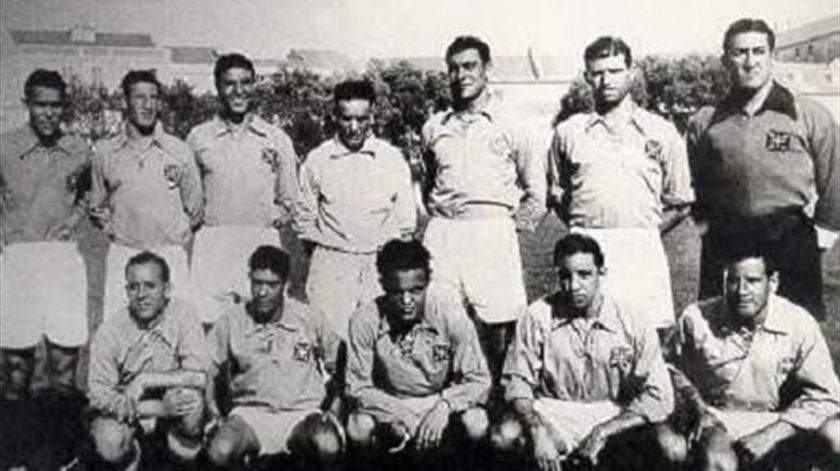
206, 245, 343, 470
672, 244, 840, 471
345, 239, 492, 467
87, 252, 211, 470
492, 233, 681, 471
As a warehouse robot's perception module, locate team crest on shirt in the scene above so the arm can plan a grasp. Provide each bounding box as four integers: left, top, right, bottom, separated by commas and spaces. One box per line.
293, 342, 313, 362
777, 356, 795, 377
489, 134, 511, 157
163, 164, 181, 188
432, 344, 452, 363
609, 346, 633, 372
765, 130, 792, 152
644, 139, 663, 160
261, 148, 279, 173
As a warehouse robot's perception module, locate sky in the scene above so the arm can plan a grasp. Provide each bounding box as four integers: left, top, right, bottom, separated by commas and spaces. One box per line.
1, 0, 838, 62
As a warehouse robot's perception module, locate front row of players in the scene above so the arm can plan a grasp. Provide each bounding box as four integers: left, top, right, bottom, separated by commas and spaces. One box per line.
88, 235, 840, 470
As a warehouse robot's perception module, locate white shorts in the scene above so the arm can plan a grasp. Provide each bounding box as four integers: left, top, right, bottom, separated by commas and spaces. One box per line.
191, 226, 281, 324
572, 227, 675, 328
707, 408, 779, 440
102, 243, 192, 323
306, 247, 380, 340
0, 242, 88, 349
230, 406, 320, 456
423, 216, 526, 324
533, 399, 621, 451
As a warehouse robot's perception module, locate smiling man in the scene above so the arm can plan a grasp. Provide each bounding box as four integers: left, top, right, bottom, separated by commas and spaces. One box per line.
90, 70, 203, 322
295, 79, 416, 340
188, 53, 301, 324
688, 19, 840, 319
345, 239, 491, 467
672, 243, 840, 471
548, 36, 694, 333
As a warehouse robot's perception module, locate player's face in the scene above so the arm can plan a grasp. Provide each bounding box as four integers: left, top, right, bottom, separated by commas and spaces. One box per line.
217, 66, 255, 117
126, 81, 160, 133
557, 253, 604, 311
382, 268, 429, 326
126, 262, 170, 323
724, 31, 773, 91
26, 86, 64, 141
585, 54, 632, 107
249, 268, 285, 318
447, 48, 489, 104
336, 98, 372, 152
724, 257, 778, 322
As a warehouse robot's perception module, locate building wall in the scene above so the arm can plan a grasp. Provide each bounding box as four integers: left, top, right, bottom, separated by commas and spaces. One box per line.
777, 32, 840, 63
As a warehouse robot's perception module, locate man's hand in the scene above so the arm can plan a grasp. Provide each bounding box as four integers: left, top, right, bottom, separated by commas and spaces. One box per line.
572, 424, 608, 468
161, 387, 202, 417
124, 376, 146, 405
46, 222, 75, 240
733, 421, 795, 466
416, 400, 451, 450
113, 394, 138, 423
531, 424, 563, 471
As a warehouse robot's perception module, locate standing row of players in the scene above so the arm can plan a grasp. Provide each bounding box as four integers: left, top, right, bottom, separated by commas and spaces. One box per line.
0, 17, 838, 471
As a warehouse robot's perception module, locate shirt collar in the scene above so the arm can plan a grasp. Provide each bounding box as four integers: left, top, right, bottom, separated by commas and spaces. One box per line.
246, 301, 302, 333
212, 113, 271, 138
125, 300, 180, 348
15, 123, 73, 159
585, 98, 646, 135
329, 135, 378, 159
758, 295, 790, 335
114, 121, 168, 151
376, 298, 439, 338
549, 293, 622, 334
718, 80, 797, 121
441, 89, 500, 125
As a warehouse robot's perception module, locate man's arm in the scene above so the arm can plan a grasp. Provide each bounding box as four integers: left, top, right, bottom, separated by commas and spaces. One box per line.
292, 158, 320, 251
801, 98, 840, 246
88, 325, 135, 421
513, 125, 548, 232
88, 150, 112, 232
272, 130, 301, 226
391, 149, 418, 238
658, 121, 695, 235
437, 303, 492, 411
178, 145, 204, 231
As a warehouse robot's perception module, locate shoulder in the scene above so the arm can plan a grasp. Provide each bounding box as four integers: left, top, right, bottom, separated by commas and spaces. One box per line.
794, 94, 838, 129
678, 297, 725, 334
186, 118, 220, 146
92, 311, 132, 347
422, 110, 452, 138
157, 130, 191, 156
94, 134, 124, 158
169, 298, 203, 328
59, 134, 92, 161
349, 298, 382, 335
553, 113, 590, 137
768, 295, 823, 338
525, 295, 555, 328
303, 139, 337, 167
687, 105, 718, 135
0, 126, 34, 163
634, 108, 680, 138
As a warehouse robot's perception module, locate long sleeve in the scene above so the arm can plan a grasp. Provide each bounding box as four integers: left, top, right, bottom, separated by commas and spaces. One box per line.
624, 322, 675, 423
293, 159, 320, 243
87, 326, 127, 415
346, 311, 423, 430
659, 122, 695, 208
273, 131, 301, 224
502, 310, 544, 402
546, 128, 569, 221
392, 153, 418, 237
177, 304, 212, 373
780, 321, 840, 430
514, 125, 548, 232
801, 98, 840, 231
178, 146, 204, 229
439, 311, 491, 411
88, 150, 112, 232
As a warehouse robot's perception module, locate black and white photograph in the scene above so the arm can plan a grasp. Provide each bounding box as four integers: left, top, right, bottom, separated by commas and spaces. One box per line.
0, 0, 838, 470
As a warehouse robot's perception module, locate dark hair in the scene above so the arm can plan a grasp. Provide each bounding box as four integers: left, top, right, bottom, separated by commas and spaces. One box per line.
249, 245, 291, 280
126, 251, 171, 283
723, 18, 775, 52
721, 239, 779, 275
584, 36, 632, 67
214, 53, 255, 85
121, 70, 163, 99
553, 233, 605, 268
445, 35, 491, 64
334, 79, 376, 104
24, 69, 67, 101
376, 239, 431, 277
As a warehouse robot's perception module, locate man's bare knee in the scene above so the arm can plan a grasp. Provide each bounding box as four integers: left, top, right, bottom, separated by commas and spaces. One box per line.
461, 407, 489, 442
208, 417, 252, 467
46, 343, 79, 391
300, 414, 343, 462
817, 415, 840, 458
91, 417, 134, 463
1, 348, 35, 400
651, 423, 688, 466
490, 415, 525, 452
695, 427, 737, 471
346, 412, 376, 447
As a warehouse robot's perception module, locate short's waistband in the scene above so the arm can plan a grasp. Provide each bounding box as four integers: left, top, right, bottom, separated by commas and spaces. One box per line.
430, 202, 512, 220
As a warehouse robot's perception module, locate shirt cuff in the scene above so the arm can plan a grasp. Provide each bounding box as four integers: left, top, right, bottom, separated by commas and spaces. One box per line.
503, 377, 535, 403
815, 224, 839, 250
780, 408, 824, 431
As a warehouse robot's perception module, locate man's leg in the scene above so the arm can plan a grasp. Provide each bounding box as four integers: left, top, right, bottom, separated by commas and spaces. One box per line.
773, 220, 824, 319
306, 247, 365, 340
206, 415, 260, 469
90, 416, 141, 470
690, 425, 739, 471
815, 415, 840, 469
164, 388, 207, 464
288, 412, 344, 471
0, 348, 39, 470
0, 348, 35, 401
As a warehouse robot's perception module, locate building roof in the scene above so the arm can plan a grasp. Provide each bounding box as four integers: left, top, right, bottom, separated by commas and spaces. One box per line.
167, 46, 217, 64
9, 29, 155, 48
777, 14, 840, 49
384, 54, 574, 81
286, 48, 358, 71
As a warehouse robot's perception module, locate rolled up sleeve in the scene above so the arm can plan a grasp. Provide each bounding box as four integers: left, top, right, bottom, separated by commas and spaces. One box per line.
780, 322, 840, 430
660, 124, 695, 208
273, 131, 301, 224
514, 126, 548, 231
88, 326, 127, 415
440, 312, 491, 411
502, 311, 543, 402
625, 323, 675, 423
293, 160, 320, 243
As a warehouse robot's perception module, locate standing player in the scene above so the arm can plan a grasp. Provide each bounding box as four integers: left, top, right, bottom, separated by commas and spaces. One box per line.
687, 18, 839, 318
188, 53, 300, 324
90, 70, 203, 321
422, 35, 546, 388
548, 36, 694, 331
296, 79, 417, 339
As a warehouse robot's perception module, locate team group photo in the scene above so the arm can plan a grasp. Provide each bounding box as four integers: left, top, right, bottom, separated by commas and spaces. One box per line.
1, 1, 839, 470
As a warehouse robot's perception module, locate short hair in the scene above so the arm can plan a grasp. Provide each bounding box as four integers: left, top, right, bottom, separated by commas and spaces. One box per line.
584, 36, 632, 67
214, 53, 255, 85
24, 69, 67, 101
333, 79, 376, 104
121, 70, 163, 99
125, 251, 171, 283
249, 245, 291, 280
376, 239, 431, 278
721, 239, 778, 275
445, 35, 491, 64
723, 18, 775, 52
553, 233, 605, 268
